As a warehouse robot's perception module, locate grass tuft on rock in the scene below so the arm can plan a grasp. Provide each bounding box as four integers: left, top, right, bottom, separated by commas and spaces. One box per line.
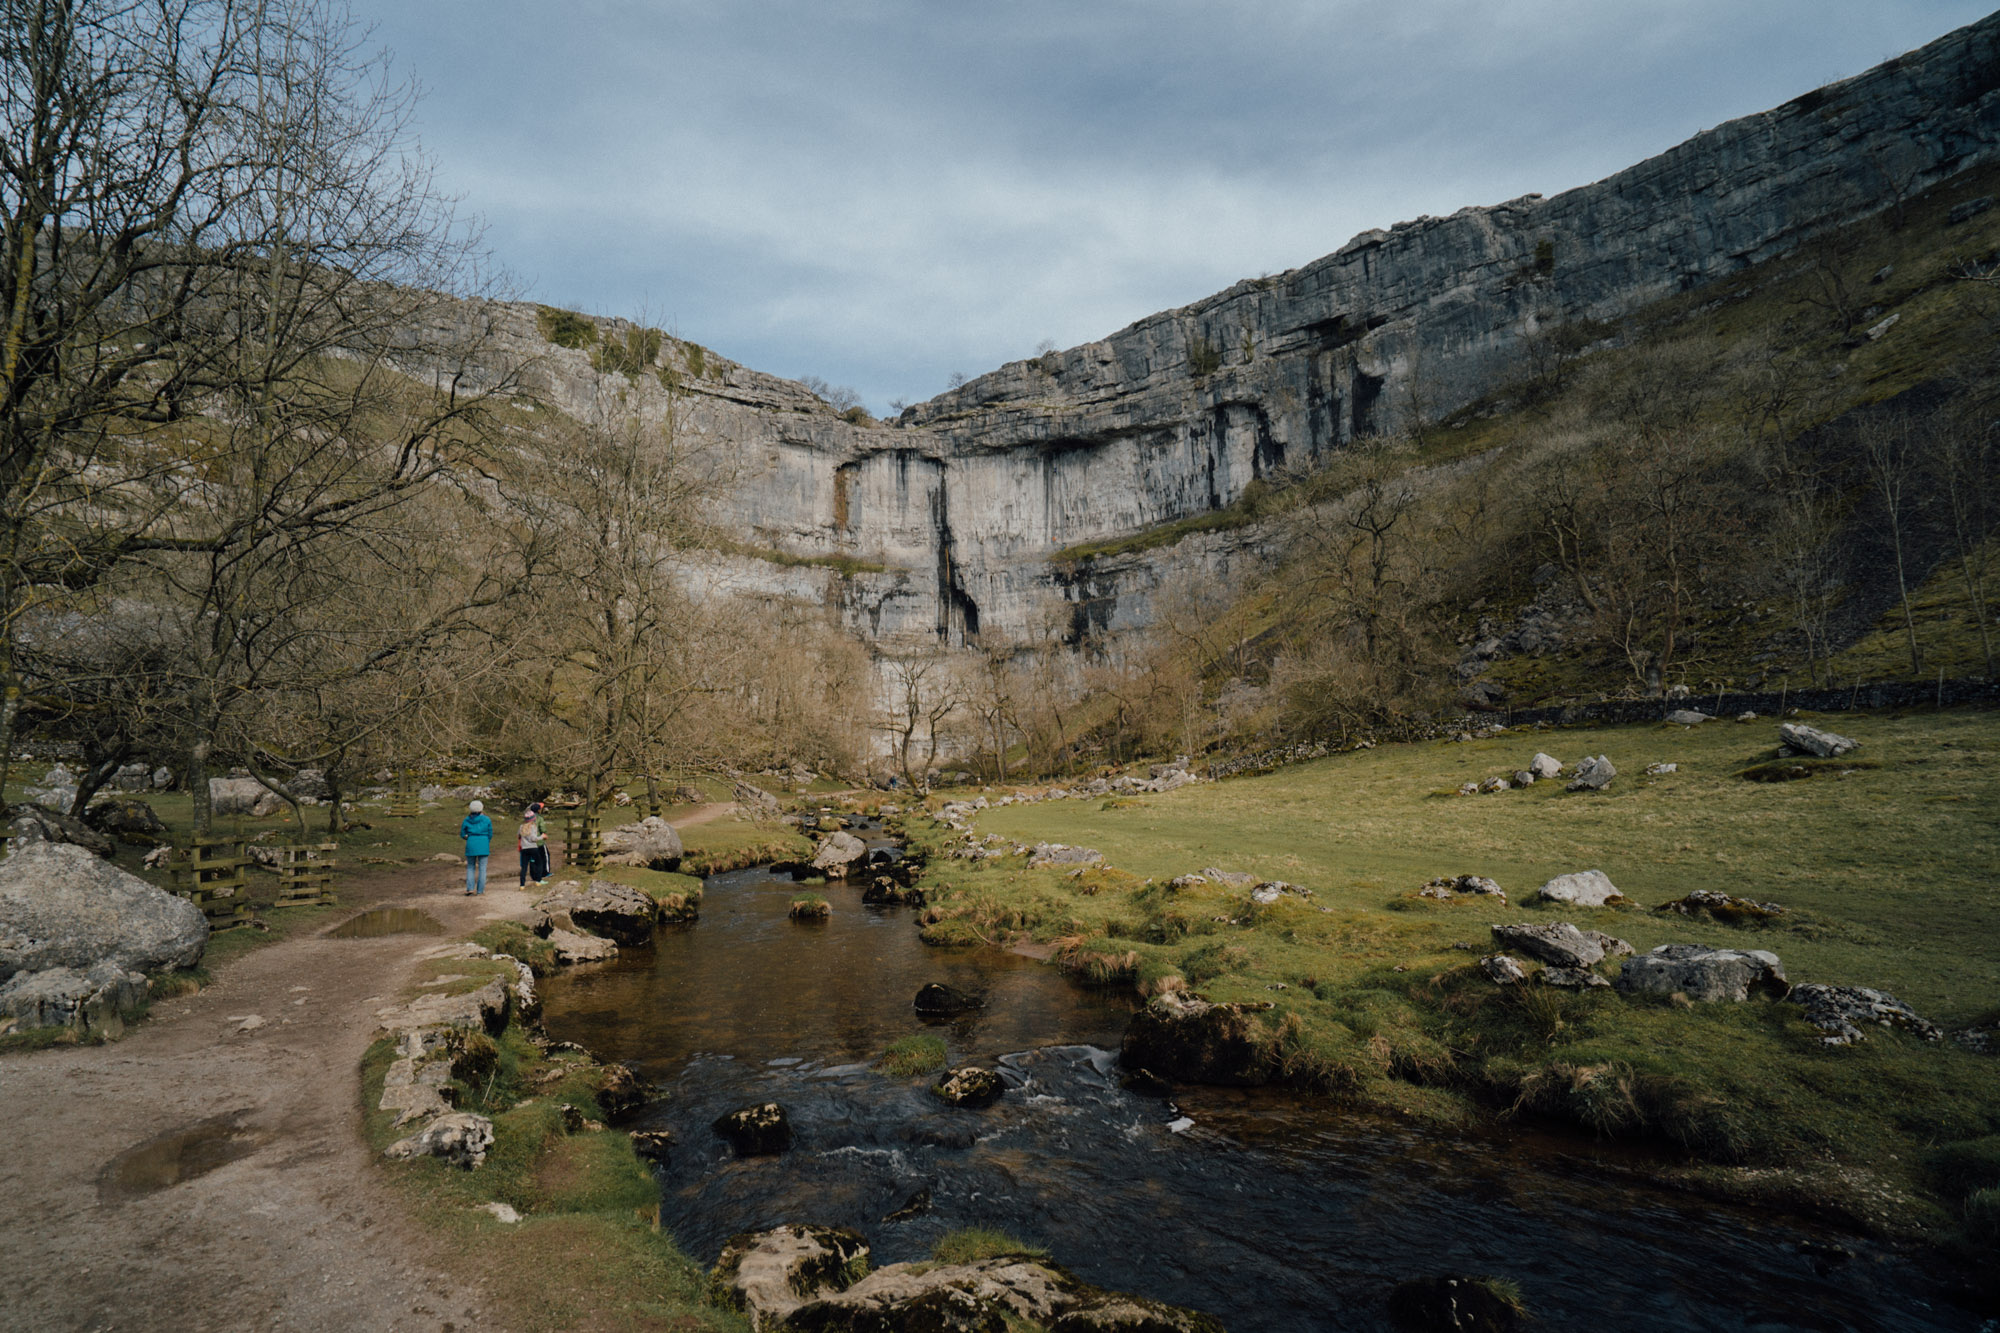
875, 1033, 948, 1078
931, 1226, 1049, 1265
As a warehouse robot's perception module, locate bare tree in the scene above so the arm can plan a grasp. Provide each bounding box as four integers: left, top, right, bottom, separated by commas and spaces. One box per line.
879, 649, 959, 790
1856, 410, 1927, 676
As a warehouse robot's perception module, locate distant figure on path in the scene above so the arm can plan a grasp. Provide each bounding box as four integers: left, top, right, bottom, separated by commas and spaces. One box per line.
519, 803, 549, 887
461, 800, 493, 895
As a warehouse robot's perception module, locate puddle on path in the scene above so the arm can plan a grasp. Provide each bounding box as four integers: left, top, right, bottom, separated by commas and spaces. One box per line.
325, 908, 445, 939
98, 1116, 260, 1202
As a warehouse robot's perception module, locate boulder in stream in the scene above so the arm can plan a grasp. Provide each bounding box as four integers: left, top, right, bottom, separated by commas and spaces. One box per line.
914, 982, 985, 1017
534, 879, 658, 947
1120, 989, 1276, 1087
629, 1129, 674, 1164
1387, 1275, 1526, 1332
931, 1066, 1004, 1109
596, 1062, 647, 1121
713, 1102, 793, 1156
810, 831, 867, 878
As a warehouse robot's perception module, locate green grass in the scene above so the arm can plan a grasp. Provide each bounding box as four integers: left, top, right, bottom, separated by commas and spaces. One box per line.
712, 538, 890, 579
875, 1033, 947, 1078
678, 820, 813, 877
908, 709, 2000, 1237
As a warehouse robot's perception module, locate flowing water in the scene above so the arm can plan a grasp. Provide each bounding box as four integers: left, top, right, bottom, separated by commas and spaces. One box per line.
541, 827, 1982, 1332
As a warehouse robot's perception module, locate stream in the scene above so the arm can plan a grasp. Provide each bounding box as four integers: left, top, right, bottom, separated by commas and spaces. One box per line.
539, 822, 1982, 1332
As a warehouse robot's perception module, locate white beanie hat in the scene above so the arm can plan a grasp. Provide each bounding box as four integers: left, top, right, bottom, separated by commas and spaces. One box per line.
469, 800, 484, 813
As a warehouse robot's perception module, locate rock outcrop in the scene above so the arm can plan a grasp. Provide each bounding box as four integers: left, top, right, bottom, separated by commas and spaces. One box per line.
709, 1224, 870, 1332
1535, 869, 1623, 907
534, 880, 658, 947
713, 1102, 793, 1157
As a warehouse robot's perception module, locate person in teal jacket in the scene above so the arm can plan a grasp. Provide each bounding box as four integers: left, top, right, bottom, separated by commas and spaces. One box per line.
460, 800, 494, 895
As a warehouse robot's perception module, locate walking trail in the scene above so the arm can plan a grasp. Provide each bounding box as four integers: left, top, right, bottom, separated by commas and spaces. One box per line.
0, 802, 735, 1332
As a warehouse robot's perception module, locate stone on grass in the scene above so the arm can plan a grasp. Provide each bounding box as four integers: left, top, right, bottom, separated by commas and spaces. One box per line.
1541, 966, 1610, 989
932, 1066, 1005, 1109
1790, 983, 1942, 1047
83, 797, 169, 844
710, 1223, 870, 1332
1481, 954, 1527, 985
1120, 990, 1275, 1086
1200, 867, 1257, 888
732, 782, 782, 819
9, 803, 115, 858
1480, 776, 1511, 793
713, 1102, 793, 1156
1490, 922, 1605, 969
600, 815, 684, 870
1566, 755, 1616, 792
1029, 844, 1104, 869
1615, 944, 1788, 1003
1656, 890, 1785, 924
383, 1112, 494, 1169
0, 840, 207, 983
1666, 710, 1711, 726
1535, 869, 1623, 907
1530, 753, 1563, 779
1645, 762, 1679, 775
1778, 722, 1858, 758
208, 776, 281, 818
1513, 770, 1536, 787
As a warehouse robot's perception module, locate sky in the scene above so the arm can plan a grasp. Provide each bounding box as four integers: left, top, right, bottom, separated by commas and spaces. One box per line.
344, 1, 1998, 413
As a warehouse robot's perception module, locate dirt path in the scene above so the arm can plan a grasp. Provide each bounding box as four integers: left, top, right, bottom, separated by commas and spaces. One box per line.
0, 864, 540, 1333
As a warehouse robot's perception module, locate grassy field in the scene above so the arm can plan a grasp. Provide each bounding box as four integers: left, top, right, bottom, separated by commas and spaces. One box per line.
902, 708, 2000, 1242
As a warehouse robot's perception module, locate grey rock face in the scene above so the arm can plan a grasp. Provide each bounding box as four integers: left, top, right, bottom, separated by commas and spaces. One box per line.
547, 927, 617, 963
0, 961, 149, 1034
1616, 944, 1789, 1003
373, 975, 510, 1038
1490, 922, 1605, 969
1778, 722, 1859, 758
709, 1223, 870, 1332
809, 831, 867, 876
1790, 983, 1942, 1046
1536, 868, 1623, 906
1566, 755, 1616, 791
1200, 867, 1257, 888
0, 841, 207, 982
601, 815, 684, 869
383, 1112, 494, 1169
1542, 966, 1611, 989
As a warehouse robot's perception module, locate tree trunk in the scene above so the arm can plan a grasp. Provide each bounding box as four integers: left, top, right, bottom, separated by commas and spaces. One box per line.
189, 738, 213, 834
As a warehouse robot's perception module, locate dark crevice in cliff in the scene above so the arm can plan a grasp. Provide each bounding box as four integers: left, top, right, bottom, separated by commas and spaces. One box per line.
930, 472, 979, 643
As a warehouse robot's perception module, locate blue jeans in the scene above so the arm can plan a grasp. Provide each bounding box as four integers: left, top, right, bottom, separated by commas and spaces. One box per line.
465, 854, 488, 894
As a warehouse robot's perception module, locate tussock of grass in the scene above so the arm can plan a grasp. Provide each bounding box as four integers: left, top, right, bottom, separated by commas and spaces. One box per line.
931, 1227, 1049, 1265
876, 1034, 947, 1078
678, 821, 813, 877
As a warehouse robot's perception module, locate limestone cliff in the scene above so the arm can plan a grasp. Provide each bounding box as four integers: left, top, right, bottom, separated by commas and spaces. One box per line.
511, 12, 2000, 658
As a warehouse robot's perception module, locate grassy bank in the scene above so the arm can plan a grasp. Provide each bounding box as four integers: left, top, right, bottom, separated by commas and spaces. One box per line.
361, 958, 746, 1330
903, 708, 2000, 1242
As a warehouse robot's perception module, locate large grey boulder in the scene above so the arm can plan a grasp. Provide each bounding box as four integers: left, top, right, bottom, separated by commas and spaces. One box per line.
1615, 944, 1789, 1003
1529, 753, 1563, 779
534, 879, 657, 946
208, 776, 281, 817
809, 831, 867, 877
83, 797, 169, 844
1536, 868, 1624, 907
708, 1223, 870, 1332
1566, 755, 1616, 791
1666, 709, 1711, 726
9, 802, 116, 858
1027, 843, 1103, 869
0, 840, 206, 982
0, 961, 149, 1035
1490, 922, 1606, 969
601, 815, 684, 870
1778, 722, 1859, 758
